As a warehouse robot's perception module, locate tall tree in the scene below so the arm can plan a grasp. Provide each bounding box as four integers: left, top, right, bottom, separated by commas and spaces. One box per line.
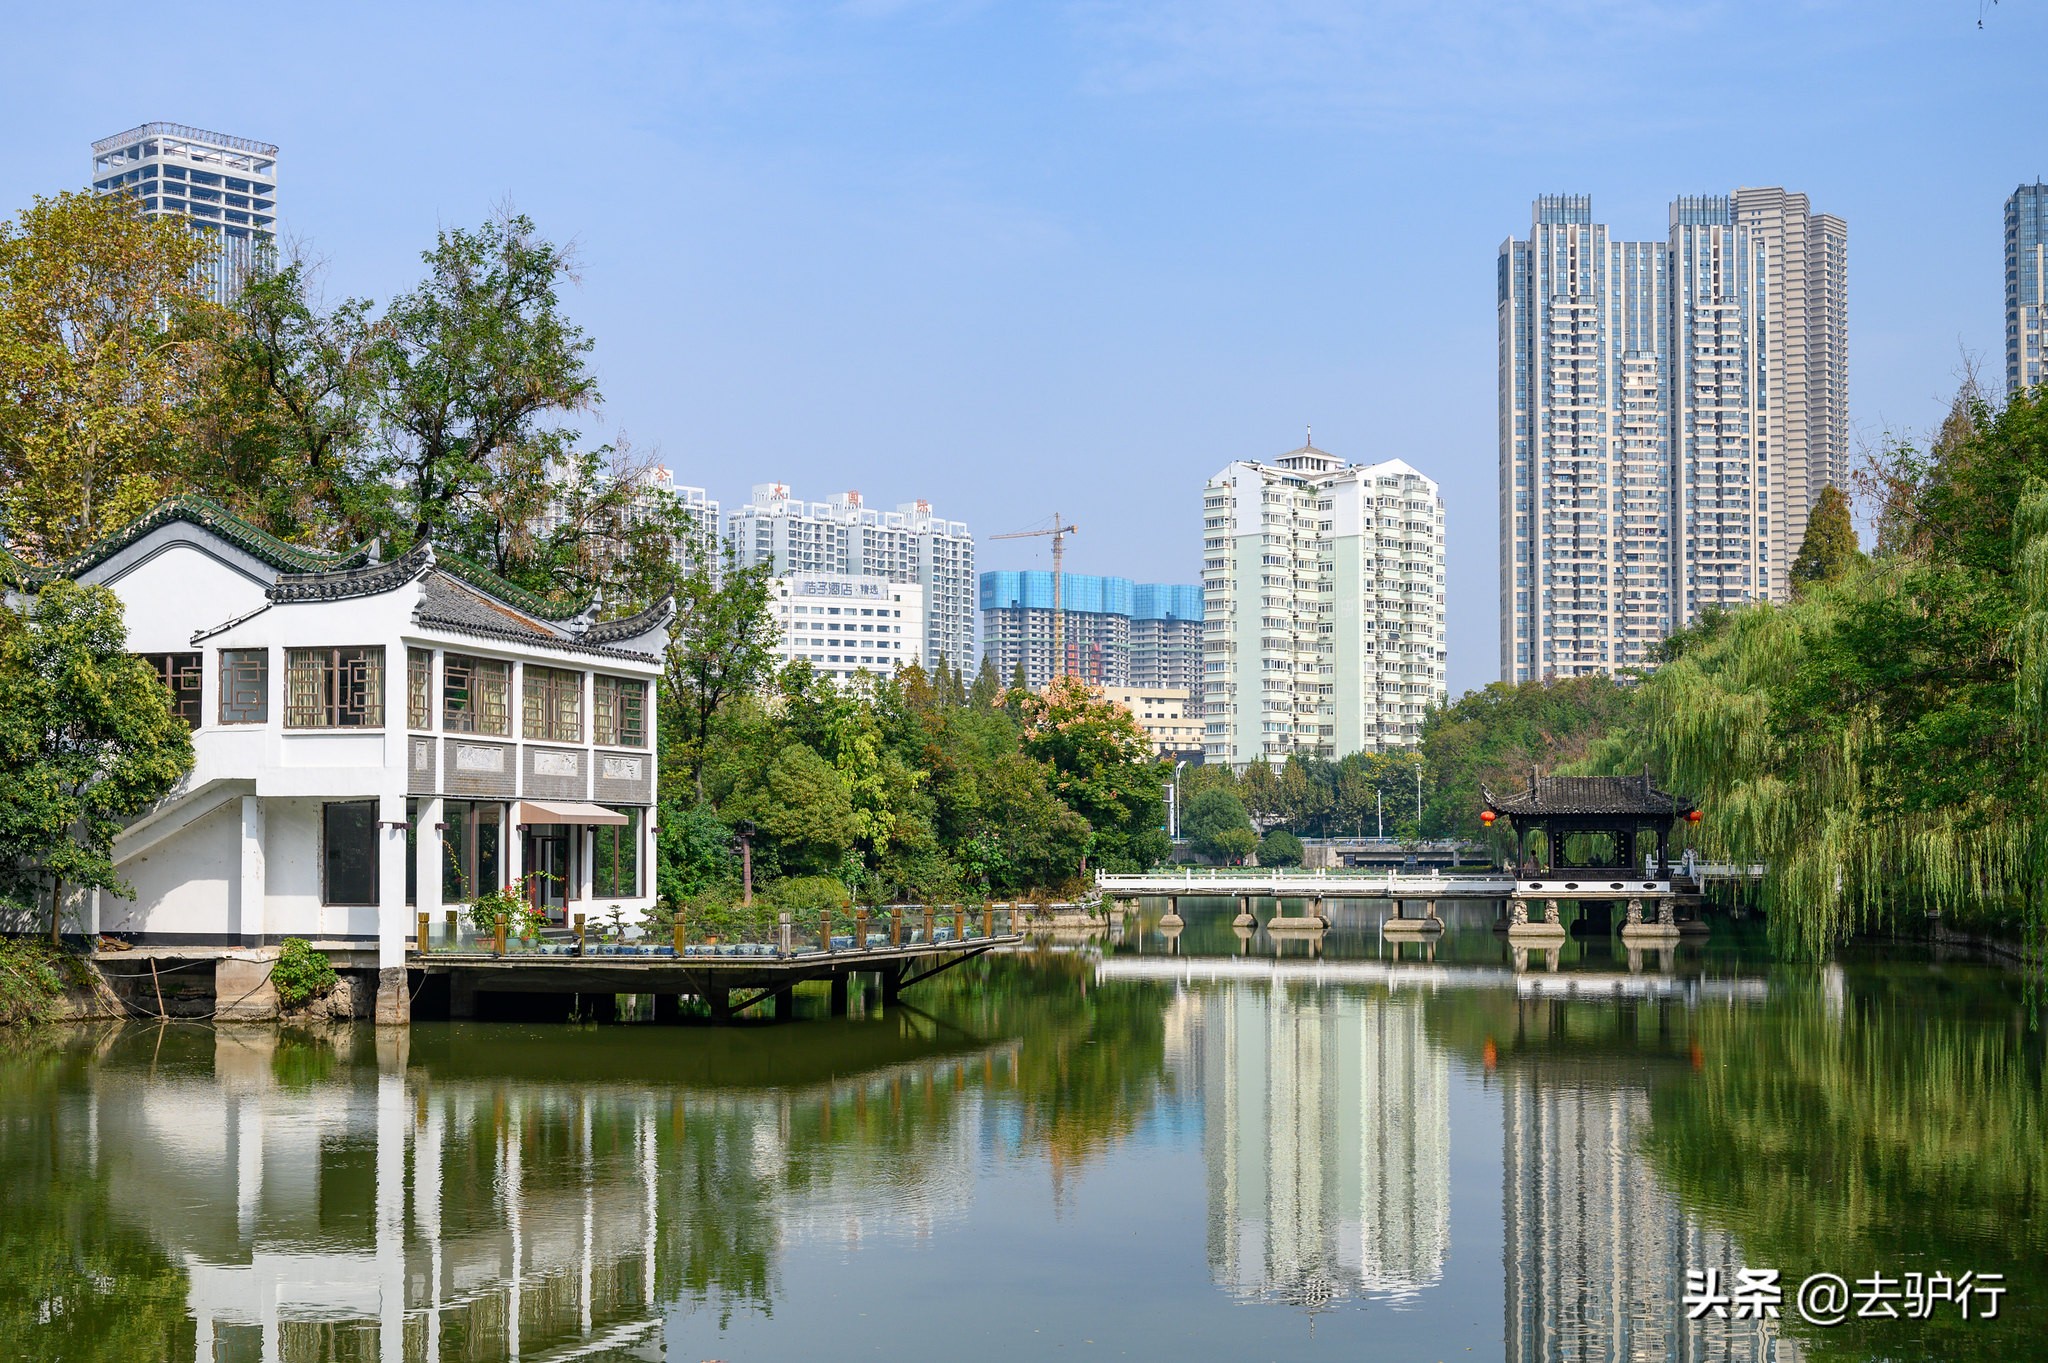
181, 256, 379, 546
0, 192, 220, 559
1790, 483, 1865, 593
366, 210, 598, 573
0, 583, 193, 940
1012, 676, 1167, 871
663, 555, 780, 800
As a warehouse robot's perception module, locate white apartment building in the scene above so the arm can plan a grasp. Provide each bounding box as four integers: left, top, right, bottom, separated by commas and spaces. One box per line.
767, 573, 925, 685
1499, 191, 1847, 682
624, 466, 721, 580
729, 484, 973, 673
92, 122, 277, 304
1202, 444, 1447, 768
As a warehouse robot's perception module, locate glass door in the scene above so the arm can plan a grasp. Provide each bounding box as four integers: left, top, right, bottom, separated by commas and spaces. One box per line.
524, 825, 571, 924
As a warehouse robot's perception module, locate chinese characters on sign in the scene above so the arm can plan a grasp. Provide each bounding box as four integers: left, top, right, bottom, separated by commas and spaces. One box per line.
796, 578, 885, 600
1684, 1269, 2006, 1326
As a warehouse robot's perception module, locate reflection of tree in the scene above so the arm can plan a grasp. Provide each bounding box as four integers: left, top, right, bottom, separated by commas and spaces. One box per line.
919, 951, 1174, 1200
1644, 972, 2048, 1361
0, 1032, 195, 1363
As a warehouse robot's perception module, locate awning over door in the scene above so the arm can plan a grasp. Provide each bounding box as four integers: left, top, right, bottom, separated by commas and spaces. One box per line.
514, 800, 629, 826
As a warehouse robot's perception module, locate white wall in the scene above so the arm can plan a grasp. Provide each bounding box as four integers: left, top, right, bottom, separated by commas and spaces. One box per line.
109, 797, 239, 938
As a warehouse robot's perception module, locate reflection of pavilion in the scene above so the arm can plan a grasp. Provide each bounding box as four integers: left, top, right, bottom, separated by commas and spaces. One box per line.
78, 1026, 998, 1361
1502, 1065, 1801, 1363
1170, 983, 1450, 1309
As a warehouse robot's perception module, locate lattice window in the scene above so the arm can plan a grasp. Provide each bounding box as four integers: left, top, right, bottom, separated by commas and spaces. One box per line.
218, 649, 268, 724
522, 665, 582, 743
592, 675, 646, 747
407, 648, 432, 730
285, 647, 385, 728
443, 653, 510, 736
140, 652, 203, 727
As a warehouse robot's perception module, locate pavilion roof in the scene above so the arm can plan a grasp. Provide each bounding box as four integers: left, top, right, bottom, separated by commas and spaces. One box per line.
1483, 772, 1694, 819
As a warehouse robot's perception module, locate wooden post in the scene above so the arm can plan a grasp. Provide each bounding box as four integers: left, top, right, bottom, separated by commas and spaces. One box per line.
983, 905, 994, 939
494, 921, 507, 956
953, 907, 965, 943
417, 912, 430, 953
923, 906, 935, 943
673, 917, 687, 954
891, 908, 904, 947
856, 910, 869, 950
576, 917, 588, 955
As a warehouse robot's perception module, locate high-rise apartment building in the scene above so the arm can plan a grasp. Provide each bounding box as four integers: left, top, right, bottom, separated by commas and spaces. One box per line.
728, 484, 974, 672
1202, 443, 1447, 768
1499, 190, 1847, 682
624, 468, 722, 581
2008, 182, 2048, 396
978, 572, 1201, 691
92, 123, 277, 304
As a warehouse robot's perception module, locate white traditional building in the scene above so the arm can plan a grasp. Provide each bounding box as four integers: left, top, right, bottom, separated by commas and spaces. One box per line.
28, 500, 670, 1013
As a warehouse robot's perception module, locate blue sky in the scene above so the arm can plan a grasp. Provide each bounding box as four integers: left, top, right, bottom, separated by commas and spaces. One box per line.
4, 1, 2041, 694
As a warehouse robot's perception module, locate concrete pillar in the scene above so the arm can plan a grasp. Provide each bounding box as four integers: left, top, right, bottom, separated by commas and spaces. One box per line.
829, 974, 850, 1016
1159, 895, 1184, 929
237, 796, 266, 945
772, 986, 795, 1021
654, 993, 682, 1023
881, 966, 903, 1006
377, 791, 410, 972
449, 972, 477, 1020
1232, 895, 1256, 928
415, 795, 444, 933
215, 951, 280, 1022
375, 968, 410, 1027
577, 826, 596, 915
704, 987, 733, 1022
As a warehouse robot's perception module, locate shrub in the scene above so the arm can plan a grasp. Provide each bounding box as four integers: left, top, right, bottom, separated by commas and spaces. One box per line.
272, 937, 337, 1009
465, 879, 548, 940
0, 936, 68, 1025
1259, 829, 1305, 867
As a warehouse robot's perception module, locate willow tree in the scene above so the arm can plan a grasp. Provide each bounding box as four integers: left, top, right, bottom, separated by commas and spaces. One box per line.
1596, 388, 2048, 957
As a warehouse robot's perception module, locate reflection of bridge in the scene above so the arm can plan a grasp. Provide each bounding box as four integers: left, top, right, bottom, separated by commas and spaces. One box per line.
1099, 955, 1771, 1004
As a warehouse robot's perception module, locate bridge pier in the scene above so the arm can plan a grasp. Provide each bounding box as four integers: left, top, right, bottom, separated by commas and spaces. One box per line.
1383, 897, 1444, 937
1506, 894, 1567, 944
1159, 895, 1184, 929
1620, 895, 1683, 945
1232, 895, 1257, 928
829, 975, 850, 1017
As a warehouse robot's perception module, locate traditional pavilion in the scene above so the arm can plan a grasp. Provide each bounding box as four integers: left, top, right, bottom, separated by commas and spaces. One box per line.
1482, 771, 1699, 939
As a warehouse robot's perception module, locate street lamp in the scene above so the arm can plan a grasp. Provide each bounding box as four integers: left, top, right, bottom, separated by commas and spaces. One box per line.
1170, 759, 1188, 840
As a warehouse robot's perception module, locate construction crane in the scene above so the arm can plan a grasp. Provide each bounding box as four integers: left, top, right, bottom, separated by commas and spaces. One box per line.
990, 514, 1079, 680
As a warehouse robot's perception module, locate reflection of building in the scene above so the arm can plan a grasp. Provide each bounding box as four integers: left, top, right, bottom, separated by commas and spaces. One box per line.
69, 1028, 1003, 1361
1502, 1067, 1801, 1362
1173, 982, 1450, 1308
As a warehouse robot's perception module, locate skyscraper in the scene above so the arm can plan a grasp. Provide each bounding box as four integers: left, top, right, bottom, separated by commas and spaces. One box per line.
978, 571, 1201, 691
727, 484, 975, 672
1202, 443, 1446, 767
91, 123, 277, 305
2008, 182, 2048, 397
1499, 190, 1847, 683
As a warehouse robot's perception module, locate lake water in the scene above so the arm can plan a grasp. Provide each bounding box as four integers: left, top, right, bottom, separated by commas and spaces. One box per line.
3, 901, 2042, 1362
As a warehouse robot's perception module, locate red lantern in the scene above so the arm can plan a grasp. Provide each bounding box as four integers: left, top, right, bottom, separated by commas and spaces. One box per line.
1480, 810, 1496, 826
1686, 809, 1702, 824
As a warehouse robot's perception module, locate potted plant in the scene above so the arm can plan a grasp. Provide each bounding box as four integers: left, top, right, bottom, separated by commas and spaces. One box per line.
467, 878, 547, 950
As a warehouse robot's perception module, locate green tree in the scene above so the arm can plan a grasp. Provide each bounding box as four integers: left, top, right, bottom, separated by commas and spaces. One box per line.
0, 582, 193, 940
730, 744, 861, 877
1789, 483, 1865, 593
1012, 676, 1166, 871
0, 192, 221, 558
664, 555, 780, 800
1418, 676, 1635, 840
969, 655, 1003, 708
1183, 787, 1254, 863
364, 210, 600, 576
1258, 828, 1305, 867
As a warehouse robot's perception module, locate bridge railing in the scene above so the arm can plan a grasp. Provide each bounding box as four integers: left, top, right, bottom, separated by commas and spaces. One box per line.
415, 904, 1026, 960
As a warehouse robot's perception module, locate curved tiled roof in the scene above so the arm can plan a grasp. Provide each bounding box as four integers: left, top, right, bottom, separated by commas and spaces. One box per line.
270, 543, 435, 603
1484, 773, 1694, 819
581, 596, 676, 646
36, 495, 371, 585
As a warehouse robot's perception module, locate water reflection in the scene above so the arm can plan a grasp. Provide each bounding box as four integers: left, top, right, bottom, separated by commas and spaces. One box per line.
2, 939, 2041, 1363
1166, 983, 1448, 1308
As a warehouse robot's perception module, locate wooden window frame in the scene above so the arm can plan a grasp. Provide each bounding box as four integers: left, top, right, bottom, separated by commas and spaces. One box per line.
217, 648, 268, 725
141, 652, 204, 728
443, 653, 511, 736
522, 665, 583, 743
286, 647, 385, 729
